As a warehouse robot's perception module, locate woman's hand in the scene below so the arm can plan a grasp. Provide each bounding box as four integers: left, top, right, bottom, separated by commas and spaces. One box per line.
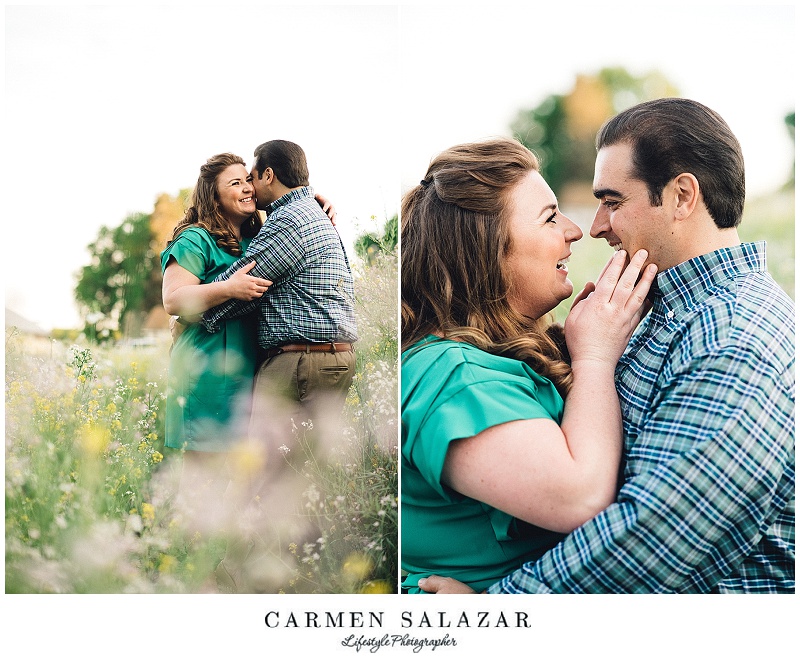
417, 576, 477, 594
224, 261, 272, 301
315, 192, 337, 225
169, 315, 185, 343
564, 249, 656, 368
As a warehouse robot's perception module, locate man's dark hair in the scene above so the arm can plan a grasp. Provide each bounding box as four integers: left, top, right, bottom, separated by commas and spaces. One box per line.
252, 139, 310, 188
596, 97, 745, 228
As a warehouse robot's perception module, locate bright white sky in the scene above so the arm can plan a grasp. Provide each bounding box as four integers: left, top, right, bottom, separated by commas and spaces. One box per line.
3, 3, 400, 329
3, 2, 796, 332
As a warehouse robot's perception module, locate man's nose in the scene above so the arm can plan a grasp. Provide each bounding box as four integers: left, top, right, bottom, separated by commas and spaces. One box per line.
590, 206, 609, 238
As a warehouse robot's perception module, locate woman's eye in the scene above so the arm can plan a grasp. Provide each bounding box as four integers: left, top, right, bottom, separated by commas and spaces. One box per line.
545, 212, 557, 223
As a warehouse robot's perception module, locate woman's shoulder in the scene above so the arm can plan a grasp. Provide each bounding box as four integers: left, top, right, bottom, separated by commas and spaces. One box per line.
169, 226, 216, 247
403, 337, 521, 372
161, 227, 219, 274
402, 337, 551, 392
402, 338, 564, 437
162, 227, 219, 259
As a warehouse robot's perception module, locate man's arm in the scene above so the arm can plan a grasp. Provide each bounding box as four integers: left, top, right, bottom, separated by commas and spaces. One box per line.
202, 222, 304, 332
487, 347, 794, 593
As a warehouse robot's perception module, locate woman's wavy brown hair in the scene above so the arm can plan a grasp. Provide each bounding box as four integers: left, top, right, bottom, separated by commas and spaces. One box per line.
401, 137, 573, 396
169, 153, 263, 256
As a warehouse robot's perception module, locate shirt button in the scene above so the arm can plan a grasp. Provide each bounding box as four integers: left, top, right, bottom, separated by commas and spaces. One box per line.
666, 310, 675, 319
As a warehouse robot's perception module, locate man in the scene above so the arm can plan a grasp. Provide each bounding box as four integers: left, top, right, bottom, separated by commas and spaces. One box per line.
422, 98, 795, 593
202, 140, 358, 458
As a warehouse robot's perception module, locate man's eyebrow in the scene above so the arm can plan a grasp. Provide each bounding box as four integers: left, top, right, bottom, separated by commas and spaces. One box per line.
593, 187, 621, 200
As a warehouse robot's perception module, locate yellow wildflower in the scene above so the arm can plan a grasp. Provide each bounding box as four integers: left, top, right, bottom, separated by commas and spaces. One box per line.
342, 552, 373, 582
141, 502, 155, 523
79, 424, 110, 456
158, 554, 177, 573
360, 580, 393, 594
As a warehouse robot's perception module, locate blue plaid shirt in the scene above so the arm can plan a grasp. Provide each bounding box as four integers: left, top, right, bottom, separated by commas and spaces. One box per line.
202, 186, 357, 349
488, 242, 795, 593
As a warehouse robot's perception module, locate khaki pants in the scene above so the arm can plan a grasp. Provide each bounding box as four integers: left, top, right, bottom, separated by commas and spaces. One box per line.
248, 348, 355, 479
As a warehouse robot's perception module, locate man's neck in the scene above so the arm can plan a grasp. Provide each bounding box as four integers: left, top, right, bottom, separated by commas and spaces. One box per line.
677, 227, 741, 267
661, 214, 741, 271
270, 182, 295, 202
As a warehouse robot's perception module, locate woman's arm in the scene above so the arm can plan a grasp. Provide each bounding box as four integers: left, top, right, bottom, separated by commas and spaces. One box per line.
442, 250, 656, 534
162, 259, 272, 317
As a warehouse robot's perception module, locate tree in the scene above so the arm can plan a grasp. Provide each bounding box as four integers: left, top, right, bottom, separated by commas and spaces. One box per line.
75, 212, 161, 339
511, 67, 679, 197
354, 214, 398, 265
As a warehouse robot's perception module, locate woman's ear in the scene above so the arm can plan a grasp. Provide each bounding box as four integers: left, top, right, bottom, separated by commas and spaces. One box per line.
673, 172, 700, 221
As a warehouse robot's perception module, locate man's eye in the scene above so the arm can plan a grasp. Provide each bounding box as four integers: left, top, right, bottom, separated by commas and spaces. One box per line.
545, 212, 557, 223
604, 200, 619, 209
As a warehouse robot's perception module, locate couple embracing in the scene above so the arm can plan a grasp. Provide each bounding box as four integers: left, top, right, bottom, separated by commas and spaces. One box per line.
401, 98, 794, 594
160, 140, 357, 591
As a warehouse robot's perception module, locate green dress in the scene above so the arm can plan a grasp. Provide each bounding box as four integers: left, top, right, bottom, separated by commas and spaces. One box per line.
160, 227, 258, 452
401, 337, 567, 593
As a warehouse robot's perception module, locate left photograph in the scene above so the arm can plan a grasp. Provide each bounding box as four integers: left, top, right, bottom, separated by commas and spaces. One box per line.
5, 5, 399, 595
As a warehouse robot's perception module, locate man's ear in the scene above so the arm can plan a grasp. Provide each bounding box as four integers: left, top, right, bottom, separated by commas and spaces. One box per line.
672, 173, 700, 221
260, 167, 274, 184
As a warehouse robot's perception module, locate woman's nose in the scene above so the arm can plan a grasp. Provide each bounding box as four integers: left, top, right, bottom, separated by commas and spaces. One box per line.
564, 216, 583, 243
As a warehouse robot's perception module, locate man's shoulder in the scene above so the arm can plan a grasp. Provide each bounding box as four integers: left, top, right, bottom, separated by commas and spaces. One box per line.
676, 271, 794, 369
268, 189, 326, 224
702, 270, 793, 334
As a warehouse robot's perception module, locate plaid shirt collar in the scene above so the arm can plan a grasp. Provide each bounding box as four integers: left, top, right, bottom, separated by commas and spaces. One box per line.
265, 185, 315, 216
648, 241, 766, 325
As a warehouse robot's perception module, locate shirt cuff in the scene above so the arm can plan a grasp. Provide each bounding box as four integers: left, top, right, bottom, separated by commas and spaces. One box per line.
200, 313, 220, 333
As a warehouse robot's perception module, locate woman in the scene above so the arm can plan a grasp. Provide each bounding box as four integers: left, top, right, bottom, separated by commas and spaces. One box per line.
401, 138, 656, 593
161, 153, 271, 464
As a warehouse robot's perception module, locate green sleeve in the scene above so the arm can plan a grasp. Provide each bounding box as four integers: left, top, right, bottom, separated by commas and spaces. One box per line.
161, 228, 213, 279
406, 363, 558, 503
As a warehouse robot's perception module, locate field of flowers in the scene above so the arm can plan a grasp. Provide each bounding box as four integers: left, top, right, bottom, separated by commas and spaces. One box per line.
5, 253, 398, 594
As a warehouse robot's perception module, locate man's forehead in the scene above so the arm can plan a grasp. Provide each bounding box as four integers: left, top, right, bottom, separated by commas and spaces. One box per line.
594, 144, 634, 188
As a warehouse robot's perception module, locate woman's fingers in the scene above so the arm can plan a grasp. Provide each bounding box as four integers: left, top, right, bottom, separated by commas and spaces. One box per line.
592, 249, 629, 299
595, 249, 622, 282
417, 575, 476, 594
624, 263, 657, 313
608, 249, 649, 305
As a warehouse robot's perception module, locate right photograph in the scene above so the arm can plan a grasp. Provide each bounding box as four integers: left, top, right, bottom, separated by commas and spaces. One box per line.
398, 6, 794, 595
